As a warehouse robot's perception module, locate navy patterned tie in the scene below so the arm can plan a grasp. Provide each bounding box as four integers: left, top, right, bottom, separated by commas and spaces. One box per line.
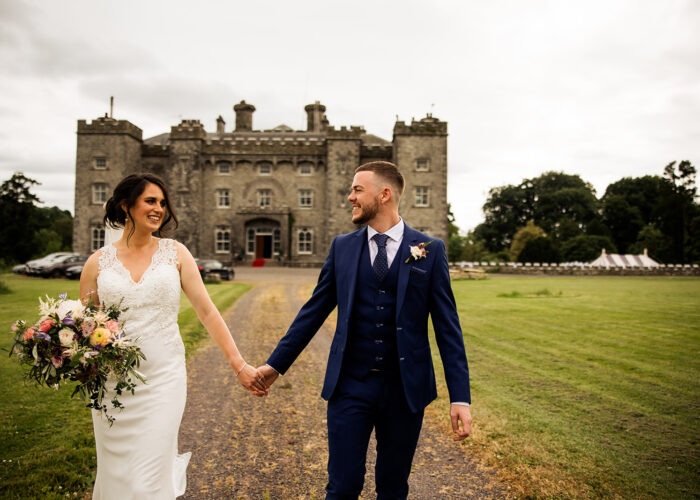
372, 233, 389, 282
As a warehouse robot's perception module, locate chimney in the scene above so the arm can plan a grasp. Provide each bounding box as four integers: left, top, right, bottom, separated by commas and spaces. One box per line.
304, 101, 327, 132
216, 115, 226, 134
233, 100, 255, 131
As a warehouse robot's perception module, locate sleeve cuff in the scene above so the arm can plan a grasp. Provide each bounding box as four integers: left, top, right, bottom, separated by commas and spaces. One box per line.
451, 402, 470, 407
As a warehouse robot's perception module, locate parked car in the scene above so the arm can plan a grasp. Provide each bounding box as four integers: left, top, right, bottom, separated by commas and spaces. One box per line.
40, 255, 88, 278
195, 259, 235, 281
12, 263, 27, 274
25, 252, 76, 276
64, 264, 85, 280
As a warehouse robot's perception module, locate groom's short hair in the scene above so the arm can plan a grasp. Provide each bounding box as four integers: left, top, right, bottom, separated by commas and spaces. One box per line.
355, 161, 405, 196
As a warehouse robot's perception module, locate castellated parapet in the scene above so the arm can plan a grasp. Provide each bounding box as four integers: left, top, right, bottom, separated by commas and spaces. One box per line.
77, 116, 142, 140
393, 114, 447, 136
73, 103, 450, 266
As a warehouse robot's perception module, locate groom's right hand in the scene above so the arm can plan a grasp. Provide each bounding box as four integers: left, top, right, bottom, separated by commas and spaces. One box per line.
257, 364, 279, 389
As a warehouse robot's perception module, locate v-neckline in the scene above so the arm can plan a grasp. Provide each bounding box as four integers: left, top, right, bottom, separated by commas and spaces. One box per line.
112, 239, 162, 285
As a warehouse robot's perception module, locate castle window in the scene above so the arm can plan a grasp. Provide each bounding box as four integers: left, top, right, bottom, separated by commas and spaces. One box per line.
247, 228, 255, 254
298, 228, 312, 254
258, 189, 271, 208
94, 157, 107, 169
217, 162, 231, 174
215, 227, 231, 253
416, 159, 429, 171
92, 183, 107, 204
299, 189, 313, 208
91, 227, 105, 251
217, 189, 230, 208
299, 162, 313, 175
258, 163, 271, 175
273, 228, 281, 255
414, 186, 429, 207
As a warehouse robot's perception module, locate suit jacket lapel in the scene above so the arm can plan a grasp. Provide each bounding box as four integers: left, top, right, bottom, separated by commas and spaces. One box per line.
344, 227, 367, 313
396, 225, 416, 322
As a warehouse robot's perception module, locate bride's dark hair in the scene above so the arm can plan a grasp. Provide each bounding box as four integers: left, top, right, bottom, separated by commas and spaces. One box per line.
104, 173, 178, 244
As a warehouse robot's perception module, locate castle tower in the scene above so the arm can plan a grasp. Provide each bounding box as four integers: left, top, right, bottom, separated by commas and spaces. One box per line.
167, 119, 207, 256
233, 100, 255, 131
305, 101, 328, 133
73, 116, 143, 254
324, 125, 364, 250
393, 114, 449, 242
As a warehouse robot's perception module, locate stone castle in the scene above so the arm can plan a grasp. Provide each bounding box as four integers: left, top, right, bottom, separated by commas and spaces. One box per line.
73, 101, 449, 265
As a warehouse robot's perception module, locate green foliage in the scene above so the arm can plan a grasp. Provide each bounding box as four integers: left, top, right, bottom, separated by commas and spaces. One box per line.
628, 224, 670, 260
509, 221, 546, 261
0, 173, 73, 264
432, 277, 700, 499
475, 171, 598, 252
517, 236, 561, 263
561, 234, 617, 262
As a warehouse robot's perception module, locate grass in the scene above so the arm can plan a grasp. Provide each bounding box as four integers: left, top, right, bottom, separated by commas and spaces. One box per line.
0, 274, 250, 499
428, 276, 700, 499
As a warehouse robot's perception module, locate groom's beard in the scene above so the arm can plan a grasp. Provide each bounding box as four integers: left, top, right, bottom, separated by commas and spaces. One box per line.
352, 196, 381, 225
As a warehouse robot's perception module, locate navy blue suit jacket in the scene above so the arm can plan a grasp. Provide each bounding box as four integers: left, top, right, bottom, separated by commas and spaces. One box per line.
267, 224, 470, 412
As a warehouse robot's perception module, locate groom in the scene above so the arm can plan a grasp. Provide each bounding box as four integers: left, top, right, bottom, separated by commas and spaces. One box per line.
259, 161, 471, 499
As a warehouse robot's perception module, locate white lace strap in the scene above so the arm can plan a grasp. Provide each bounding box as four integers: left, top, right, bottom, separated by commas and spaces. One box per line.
97, 244, 118, 273
155, 239, 179, 267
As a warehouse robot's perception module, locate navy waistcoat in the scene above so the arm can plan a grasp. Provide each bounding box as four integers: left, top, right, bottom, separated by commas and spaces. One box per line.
342, 238, 401, 379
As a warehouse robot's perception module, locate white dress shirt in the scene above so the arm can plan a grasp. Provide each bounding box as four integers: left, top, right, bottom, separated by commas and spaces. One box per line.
367, 218, 404, 267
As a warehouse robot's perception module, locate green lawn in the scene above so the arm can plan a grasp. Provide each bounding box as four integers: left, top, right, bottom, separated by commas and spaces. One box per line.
429, 276, 700, 499
0, 274, 250, 499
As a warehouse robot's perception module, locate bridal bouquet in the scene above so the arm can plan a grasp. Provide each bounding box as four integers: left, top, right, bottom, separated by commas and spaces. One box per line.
9, 293, 146, 425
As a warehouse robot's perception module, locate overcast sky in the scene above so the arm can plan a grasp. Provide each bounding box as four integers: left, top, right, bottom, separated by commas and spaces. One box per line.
1, 0, 698, 232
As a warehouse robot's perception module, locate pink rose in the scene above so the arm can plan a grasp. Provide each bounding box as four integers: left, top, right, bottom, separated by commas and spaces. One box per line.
105, 319, 119, 334
81, 319, 95, 337
51, 356, 63, 368
23, 327, 36, 341
39, 319, 56, 332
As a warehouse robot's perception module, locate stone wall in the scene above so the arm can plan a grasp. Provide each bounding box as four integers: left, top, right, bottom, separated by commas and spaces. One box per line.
451, 262, 700, 277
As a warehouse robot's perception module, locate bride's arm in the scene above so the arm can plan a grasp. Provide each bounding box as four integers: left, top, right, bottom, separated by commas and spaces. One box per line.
176, 242, 267, 396
79, 252, 101, 305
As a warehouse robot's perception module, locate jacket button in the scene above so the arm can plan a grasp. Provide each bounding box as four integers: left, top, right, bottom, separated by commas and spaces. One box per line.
399, 357, 405, 361
376, 323, 383, 327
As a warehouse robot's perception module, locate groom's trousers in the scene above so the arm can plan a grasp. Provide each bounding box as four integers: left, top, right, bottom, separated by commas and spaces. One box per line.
325, 369, 424, 500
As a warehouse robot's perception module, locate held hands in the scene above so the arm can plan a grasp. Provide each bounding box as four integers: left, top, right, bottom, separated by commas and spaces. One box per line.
235, 362, 269, 397
256, 364, 279, 389
450, 404, 472, 441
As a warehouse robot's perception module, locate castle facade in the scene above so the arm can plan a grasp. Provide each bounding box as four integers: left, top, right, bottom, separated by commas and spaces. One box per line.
73, 101, 449, 265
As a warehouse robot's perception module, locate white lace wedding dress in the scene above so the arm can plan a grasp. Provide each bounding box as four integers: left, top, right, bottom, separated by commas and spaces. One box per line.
93, 238, 191, 499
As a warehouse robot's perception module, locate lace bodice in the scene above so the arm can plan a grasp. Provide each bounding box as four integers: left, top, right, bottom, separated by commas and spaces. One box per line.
97, 238, 182, 349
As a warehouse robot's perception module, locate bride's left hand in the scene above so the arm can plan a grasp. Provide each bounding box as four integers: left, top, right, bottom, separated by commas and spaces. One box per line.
237, 364, 268, 397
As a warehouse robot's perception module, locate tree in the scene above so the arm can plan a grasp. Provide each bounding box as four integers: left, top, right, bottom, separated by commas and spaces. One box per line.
0, 172, 73, 263
475, 171, 600, 253
446, 204, 465, 263
561, 235, 616, 262
0, 173, 42, 263
629, 224, 669, 261
660, 160, 697, 263
518, 237, 561, 263
509, 221, 546, 261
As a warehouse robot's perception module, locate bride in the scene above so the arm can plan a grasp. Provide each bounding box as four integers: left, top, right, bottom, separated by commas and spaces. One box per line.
80, 173, 267, 499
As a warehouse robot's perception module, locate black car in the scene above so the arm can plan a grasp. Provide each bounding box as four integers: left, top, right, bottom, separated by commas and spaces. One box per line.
64, 264, 85, 280
40, 255, 88, 278
195, 259, 235, 281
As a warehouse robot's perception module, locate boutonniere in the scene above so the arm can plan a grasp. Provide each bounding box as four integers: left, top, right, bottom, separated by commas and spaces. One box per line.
405, 240, 434, 263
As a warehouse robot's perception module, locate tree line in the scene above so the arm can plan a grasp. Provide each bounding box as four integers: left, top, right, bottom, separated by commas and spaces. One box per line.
448, 161, 699, 264
0, 173, 73, 266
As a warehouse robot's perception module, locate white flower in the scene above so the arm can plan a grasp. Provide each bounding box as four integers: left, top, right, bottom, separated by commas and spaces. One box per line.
58, 328, 75, 346
57, 299, 84, 321
38, 295, 59, 316
410, 246, 423, 259
93, 311, 109, 325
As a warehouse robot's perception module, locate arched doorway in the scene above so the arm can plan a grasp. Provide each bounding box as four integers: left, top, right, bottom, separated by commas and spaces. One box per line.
245, 218, 281, 259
